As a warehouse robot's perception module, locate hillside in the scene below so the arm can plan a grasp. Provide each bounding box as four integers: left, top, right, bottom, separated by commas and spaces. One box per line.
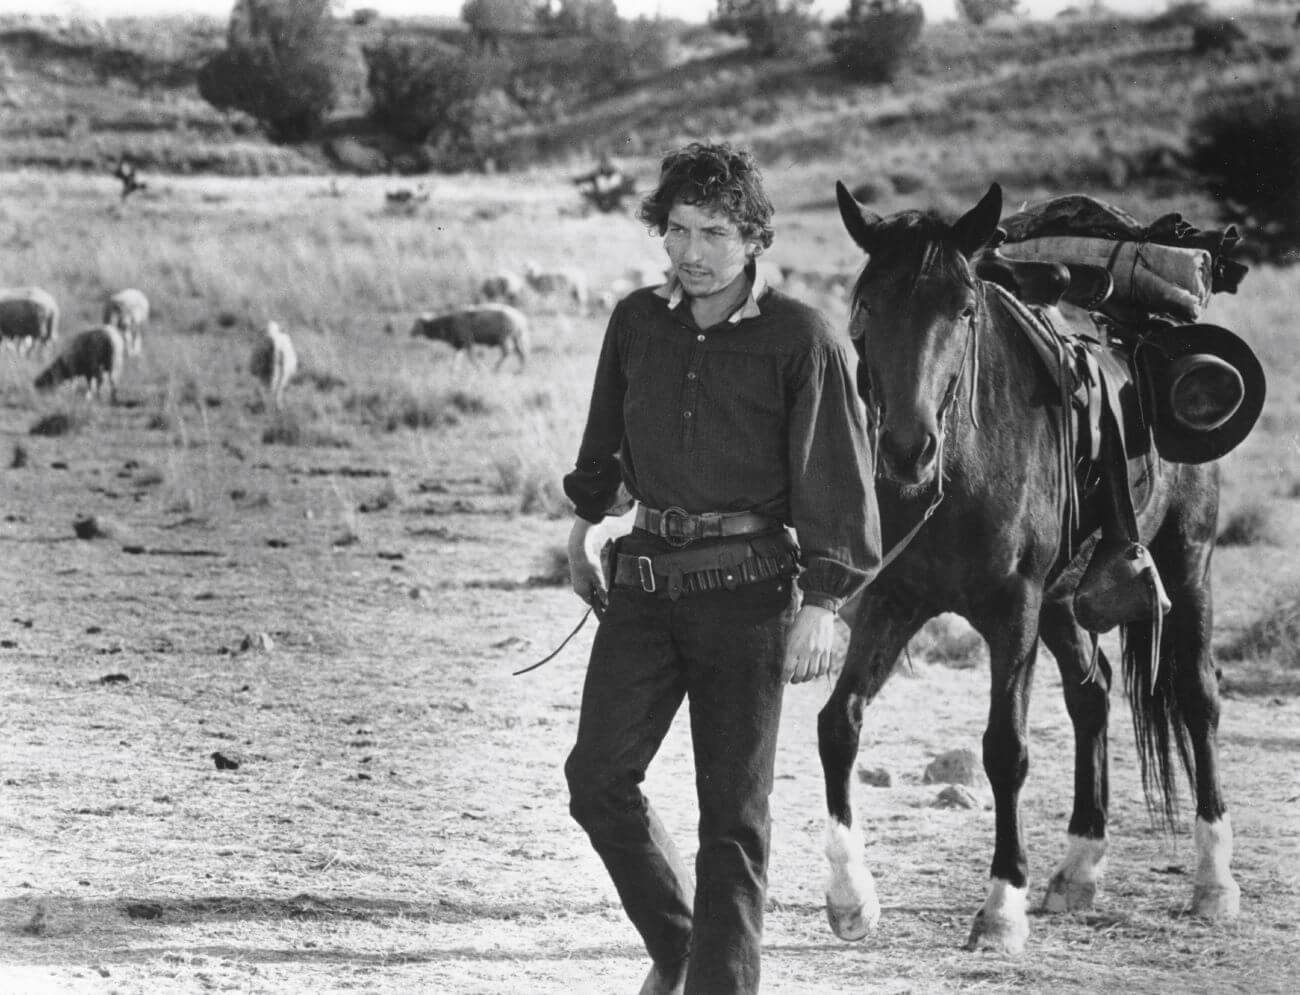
0, 9, 1296, 209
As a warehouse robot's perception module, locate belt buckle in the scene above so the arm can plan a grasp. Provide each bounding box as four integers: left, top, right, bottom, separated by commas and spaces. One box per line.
659, 506, 695, 548
636, 556, 657, 593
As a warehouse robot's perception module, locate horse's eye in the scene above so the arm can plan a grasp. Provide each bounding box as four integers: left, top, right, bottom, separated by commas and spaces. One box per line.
960, 305, 975, 320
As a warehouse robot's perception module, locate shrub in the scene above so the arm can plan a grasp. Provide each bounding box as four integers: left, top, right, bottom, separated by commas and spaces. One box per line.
827, 0, 925, 84
1219, 588, 1300, 667
198, 0, 344, 142
1187, 89, 1300, 265
954, 0, 1019, 27
1217, 502, 1280, 546
30, 409, 90, 437
363, 35, 504, 147
711, 0, 821, 58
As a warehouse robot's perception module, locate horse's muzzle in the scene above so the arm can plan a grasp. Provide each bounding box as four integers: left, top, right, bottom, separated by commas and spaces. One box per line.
878, 427, 939, 488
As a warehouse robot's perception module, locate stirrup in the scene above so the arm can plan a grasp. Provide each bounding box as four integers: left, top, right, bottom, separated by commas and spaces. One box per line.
1074, 540, 1171, 634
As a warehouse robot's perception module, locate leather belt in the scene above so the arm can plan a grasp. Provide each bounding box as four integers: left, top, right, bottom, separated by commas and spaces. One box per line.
634, 505, 782, 548
612, 533, 798, 601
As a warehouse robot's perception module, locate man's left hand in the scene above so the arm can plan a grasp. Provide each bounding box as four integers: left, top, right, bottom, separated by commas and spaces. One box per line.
782, 604, 837, 684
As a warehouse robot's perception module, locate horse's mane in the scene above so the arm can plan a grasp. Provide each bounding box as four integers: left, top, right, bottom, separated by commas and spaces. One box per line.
850, 210, 976, 308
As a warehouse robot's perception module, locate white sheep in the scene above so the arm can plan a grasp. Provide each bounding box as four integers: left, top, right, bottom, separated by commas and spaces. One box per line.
409, 303, 529, 371
523, 262, 588, 311
33, 325, 124, 402
479, 271, 525, 307
102, 288, 149, 357
249, 320, 298, 409
0, 286, 59, 356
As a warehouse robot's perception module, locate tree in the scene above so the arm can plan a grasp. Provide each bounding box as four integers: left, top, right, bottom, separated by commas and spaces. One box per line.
1188, 91, 1300, 264
827, 0, 925, 84
535, 0, 622, 36
461, 0, 537, 52
711, 0, 820, 58
954, 0, 1019, 27
198, 0, 343, 142
364, 36, 504, 147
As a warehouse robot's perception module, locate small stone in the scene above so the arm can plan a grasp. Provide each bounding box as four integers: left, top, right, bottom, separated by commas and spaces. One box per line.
923, 748, 982, 786
856, 765, 894, 787
933, 784, 980, 809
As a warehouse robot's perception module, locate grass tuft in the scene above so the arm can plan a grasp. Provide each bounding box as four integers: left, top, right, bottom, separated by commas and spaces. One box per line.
29, 408, 90, 437
1217, 503, 1280, 547
1220, 588, 1300, 668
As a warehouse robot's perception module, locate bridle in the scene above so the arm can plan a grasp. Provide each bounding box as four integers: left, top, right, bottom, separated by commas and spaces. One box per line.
855, 256, 984, 571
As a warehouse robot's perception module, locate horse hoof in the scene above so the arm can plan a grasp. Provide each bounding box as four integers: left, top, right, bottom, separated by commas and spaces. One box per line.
1192, 881, 1241, 920
826, 894, 880, 941
1042, 874, 1096, 913
964, 909, 1029, 955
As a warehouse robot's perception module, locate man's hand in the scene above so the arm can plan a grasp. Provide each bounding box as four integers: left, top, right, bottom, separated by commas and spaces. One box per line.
782, 604, 837, 684
567, 517, 609, 614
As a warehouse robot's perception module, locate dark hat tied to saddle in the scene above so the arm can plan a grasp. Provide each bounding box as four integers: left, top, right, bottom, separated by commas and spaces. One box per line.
1136, 323, 1266, 464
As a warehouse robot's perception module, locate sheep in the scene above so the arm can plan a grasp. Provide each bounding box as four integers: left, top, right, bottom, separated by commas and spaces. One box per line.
249, 320, 298, 409
33, 325, 124, 402
102, 288, 149, 357
409, 303, 529, 371
0, 286, 59, 356
480, 271, 525, 307
523, 261, 588, 311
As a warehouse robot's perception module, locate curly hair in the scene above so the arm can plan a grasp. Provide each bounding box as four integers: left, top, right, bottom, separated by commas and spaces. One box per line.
638, 142, 775, 250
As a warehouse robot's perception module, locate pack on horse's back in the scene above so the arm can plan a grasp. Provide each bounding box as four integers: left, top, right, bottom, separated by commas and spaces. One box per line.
817, 181, 1259, 956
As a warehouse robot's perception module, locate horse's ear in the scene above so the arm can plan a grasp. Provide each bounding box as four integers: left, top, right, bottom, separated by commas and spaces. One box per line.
951, 182, 1003, 257
836, 181, 882, 254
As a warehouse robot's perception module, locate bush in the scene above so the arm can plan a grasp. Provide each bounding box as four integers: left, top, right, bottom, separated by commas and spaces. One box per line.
711, 0, 821, 58
198, 0, 344, 142
828, 0, 925, 84
364, 35, 504, 147
1217, 502, 1280, 546
954, 0, 1019, 27
1187, 89, 1300, 264
1219, 588, 1300, 667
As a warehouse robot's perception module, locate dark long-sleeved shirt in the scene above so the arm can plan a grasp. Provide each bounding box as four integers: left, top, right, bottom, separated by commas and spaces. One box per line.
563, 267, 881, 612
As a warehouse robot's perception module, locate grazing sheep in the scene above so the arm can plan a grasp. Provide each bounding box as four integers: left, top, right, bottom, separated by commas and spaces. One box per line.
249, 320, 298, 409
102, 288, 149, 357
480, 271, 525, 307
524, 262, 588, 310
0, 286, 59, 356
33, 325, 124, 402
409, 303, 529, 371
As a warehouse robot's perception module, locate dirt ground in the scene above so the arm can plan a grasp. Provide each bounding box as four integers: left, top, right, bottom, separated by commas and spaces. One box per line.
1, 367, 1297, 995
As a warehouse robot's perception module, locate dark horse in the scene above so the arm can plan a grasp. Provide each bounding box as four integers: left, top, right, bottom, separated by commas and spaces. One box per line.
819, 182, 1241, 953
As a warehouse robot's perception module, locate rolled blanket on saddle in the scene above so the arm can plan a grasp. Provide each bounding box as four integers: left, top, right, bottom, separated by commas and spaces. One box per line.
998, 236, 1211, 322
996, 194, 1247, 323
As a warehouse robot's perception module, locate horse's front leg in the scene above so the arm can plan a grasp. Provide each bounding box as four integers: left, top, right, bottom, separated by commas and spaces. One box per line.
1038, 597, 1111, 912
818, 587, 927, 941
966, 584, 1043, 955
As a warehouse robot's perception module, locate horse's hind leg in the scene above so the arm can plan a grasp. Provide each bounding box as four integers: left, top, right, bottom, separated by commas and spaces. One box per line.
1150, 493, 1240, 919
818, 588, 927, 941
1038, 598, 1111, 912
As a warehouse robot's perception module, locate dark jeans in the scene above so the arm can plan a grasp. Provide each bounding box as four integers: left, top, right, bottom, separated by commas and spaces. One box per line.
565, 534, 795, 995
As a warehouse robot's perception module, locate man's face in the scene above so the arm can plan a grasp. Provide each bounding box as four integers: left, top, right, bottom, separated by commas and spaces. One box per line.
663, 201, 757, 299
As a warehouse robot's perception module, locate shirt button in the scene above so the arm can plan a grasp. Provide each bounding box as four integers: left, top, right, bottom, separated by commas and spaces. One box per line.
684, 411, 693, 419
696, 334, 705, 342
686, 372, 697, 380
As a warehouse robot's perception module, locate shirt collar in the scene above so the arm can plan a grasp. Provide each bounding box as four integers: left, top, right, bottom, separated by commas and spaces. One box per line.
654, 260, 769, 324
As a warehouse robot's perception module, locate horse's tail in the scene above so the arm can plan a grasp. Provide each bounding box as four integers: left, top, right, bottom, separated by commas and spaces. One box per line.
1120, 619, 1193, 829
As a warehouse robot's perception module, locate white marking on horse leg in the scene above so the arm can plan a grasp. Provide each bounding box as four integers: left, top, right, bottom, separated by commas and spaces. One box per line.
966, 879, 1029, 955
1042, 834, 1107, 912
824, 819, 880, 941
1191, 814, 1240, 919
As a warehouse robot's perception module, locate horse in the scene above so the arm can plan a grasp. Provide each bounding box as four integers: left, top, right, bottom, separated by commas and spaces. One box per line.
818, 181, 1241, 954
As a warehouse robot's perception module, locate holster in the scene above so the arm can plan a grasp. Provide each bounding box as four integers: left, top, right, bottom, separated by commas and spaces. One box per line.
613, 531, 799, 601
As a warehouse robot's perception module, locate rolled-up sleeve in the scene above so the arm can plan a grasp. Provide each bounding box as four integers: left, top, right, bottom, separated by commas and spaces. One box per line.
563, 304, 627, 523
787, 337, 881, 612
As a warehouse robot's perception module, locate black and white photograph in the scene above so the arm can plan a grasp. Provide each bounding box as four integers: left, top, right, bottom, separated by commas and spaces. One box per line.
1, 0, 1297, 992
